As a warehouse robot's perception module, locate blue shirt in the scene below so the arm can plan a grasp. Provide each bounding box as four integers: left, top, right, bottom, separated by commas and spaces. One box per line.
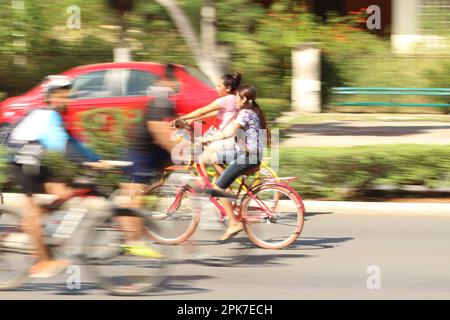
9, 109, 100, 162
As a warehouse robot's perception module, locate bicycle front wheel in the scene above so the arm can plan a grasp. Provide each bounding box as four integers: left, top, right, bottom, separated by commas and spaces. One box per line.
0, 207, 33, 290
144, 182, 199, 245
82, 211, 171, 295
241, 183, 305, 249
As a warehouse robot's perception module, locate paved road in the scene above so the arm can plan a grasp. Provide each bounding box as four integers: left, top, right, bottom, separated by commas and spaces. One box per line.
282, 121, 450, 147
1, 205, 449, 300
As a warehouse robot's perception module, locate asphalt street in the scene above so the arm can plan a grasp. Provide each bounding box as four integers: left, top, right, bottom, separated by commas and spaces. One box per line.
1, 203, 449, 300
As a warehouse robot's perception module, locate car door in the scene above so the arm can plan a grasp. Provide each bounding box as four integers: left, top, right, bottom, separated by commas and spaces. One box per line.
66, 69, 159, 140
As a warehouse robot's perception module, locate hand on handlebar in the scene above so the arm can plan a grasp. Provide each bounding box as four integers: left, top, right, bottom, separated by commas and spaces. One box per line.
82, 161, 113, 170
169, 119, 178, 128
172, 119, 191, 130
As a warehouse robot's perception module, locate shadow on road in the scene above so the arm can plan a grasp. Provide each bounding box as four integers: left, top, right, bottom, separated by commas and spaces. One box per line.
169, 236, 354, 268
6, 274, 215, 298
288, 236, 354, 250
152, 275, 213, 297
5, 282, 96, 296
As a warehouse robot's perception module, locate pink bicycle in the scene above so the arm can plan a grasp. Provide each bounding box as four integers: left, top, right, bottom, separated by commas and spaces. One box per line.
143, 160, 305, 265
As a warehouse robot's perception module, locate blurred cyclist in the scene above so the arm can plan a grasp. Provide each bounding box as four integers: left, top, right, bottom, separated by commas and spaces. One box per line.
8, 76, 105, 278
116, 65, 179, 257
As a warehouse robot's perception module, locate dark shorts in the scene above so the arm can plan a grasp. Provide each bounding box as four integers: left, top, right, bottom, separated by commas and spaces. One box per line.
215, 150, 261, 190
10, 164, 53, 196
124, 146, 172, 184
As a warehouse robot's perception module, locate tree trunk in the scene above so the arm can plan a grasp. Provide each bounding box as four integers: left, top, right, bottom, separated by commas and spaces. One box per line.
153, 0, 222, 83
114, 13, 131, 62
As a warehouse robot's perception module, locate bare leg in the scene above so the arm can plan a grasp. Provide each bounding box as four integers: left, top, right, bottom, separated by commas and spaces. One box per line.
117, 183, 147, 242
22, 196, 50, 262
115, 216, 145, 242
19, 182, 73, 276
219, 198, 238, 226
198, 144, 218, 181
44, 182, 74, 199
22, 182, 73, 262
218, 188, 243, 241
213, 164, 224, 175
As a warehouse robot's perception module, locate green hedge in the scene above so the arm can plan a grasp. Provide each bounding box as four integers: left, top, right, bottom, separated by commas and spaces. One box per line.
2, 144, 450, 200
258, 98, 291, 122
0, 147, 8, 187
279, 145, 450, 200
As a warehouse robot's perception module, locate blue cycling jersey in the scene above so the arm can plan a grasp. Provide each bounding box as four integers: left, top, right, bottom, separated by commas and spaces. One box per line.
9, 108, 100, 163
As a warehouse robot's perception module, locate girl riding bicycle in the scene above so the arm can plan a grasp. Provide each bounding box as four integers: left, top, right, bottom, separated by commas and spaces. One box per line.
204, 85, 269, 241
170, 73, 242, 175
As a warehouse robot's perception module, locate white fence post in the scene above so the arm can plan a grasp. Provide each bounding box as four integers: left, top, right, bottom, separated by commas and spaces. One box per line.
292, 43, 321, 114
114, 47, 131, 62
391, 0, 421, 54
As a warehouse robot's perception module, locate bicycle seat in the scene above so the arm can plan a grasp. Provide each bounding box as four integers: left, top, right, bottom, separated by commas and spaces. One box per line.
242, 166, 260, 176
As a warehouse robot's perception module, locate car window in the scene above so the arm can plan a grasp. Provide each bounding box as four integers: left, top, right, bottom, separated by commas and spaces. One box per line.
124, 70, 160, 96
70, 71, 109, 99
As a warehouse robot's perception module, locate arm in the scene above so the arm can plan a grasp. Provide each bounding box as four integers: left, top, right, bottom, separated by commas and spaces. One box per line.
206, 121, 241, 143
147, 121, 177, 153
177, 102, 221, 122
66, 135, 101, 163
189, 109, 219, 123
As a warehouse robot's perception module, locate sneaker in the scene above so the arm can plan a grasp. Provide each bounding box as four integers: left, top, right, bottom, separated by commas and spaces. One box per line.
29, 259, 72, 278
121, 243, 164, 259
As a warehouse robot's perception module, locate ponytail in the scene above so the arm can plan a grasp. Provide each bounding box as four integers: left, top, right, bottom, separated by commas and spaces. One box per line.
251, 101, 271, 148
221, 72, 242, 94
236, 85, 271, 148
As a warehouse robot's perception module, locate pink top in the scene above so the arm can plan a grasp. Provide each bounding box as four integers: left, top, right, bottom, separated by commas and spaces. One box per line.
215, 94, 238, 131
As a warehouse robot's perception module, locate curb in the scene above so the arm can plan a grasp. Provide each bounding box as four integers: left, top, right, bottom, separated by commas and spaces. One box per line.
2, 193, 449, 216
304, 200, 450, 216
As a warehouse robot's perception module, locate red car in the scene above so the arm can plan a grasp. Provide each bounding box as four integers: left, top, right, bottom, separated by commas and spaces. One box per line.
0, 62, 218, 139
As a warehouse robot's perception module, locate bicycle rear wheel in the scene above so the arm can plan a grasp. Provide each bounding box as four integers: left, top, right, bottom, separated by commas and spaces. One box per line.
0, 207, 33, 290
82, 211, 171, 295
241, 183, 304, 249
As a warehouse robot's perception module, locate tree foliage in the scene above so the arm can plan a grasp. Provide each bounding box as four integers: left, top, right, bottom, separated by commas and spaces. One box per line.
0, 0, 448, 107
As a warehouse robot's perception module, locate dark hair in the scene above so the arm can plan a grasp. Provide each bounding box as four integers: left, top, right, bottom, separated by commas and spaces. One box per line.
236, 85, 270, 146
236, 85, 268, 129
45, 84, 72, 102
221, 72, 242, 94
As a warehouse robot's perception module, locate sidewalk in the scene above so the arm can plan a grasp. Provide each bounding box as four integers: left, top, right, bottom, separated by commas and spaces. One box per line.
281, 118, 450, 147
2, 193, 449, 216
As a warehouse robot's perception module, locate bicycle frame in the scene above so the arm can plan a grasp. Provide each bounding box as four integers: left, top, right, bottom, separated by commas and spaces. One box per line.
194, 163, 285, 223
159, 127, 297, 224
